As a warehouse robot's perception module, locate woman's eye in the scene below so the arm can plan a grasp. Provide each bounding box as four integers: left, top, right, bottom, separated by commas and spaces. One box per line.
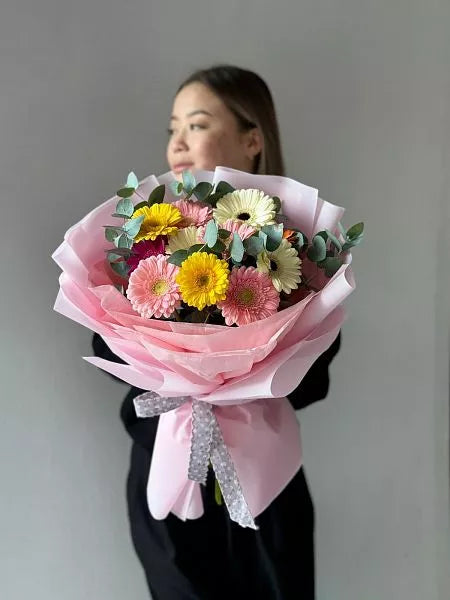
190, 123, 206, 131
167, 128, 175, 137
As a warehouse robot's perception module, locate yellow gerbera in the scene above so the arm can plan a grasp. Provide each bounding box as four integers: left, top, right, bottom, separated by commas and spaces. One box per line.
213, 189, 276, 228
133, 203, 182, 242
176, 252, 230, 310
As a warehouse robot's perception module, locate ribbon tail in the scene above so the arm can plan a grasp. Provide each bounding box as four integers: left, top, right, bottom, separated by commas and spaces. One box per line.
210, 414, 258, 530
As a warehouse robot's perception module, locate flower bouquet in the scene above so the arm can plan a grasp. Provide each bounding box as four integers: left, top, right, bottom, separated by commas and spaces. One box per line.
52, 166, 363, 528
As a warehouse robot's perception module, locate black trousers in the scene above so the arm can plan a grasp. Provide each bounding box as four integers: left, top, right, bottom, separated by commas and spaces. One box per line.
126, 440, 315, 600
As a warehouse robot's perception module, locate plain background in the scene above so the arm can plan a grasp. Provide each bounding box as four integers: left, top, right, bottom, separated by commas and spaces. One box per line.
1, 1, 449, 599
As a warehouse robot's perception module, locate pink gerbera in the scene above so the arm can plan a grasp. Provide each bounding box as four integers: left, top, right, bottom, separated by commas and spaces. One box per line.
126, 255, 181, 319
217, 266, 280, 326
173, 199, 212, 228
197, 219, 256, 244
127, 238, 165, 274
220, 218, 256, 241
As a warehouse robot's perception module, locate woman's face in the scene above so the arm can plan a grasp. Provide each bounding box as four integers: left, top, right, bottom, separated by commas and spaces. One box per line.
166, 82, 260, 179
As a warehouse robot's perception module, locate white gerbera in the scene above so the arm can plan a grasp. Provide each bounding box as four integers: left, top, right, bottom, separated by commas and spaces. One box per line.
213, 189, 276, 228
256, 239, 302, 293
167, 225, 202, 254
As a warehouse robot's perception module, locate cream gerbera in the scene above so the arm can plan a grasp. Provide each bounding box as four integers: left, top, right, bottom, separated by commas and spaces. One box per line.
217, 266, 279, 326
133, 203, 182, 242
213, 189, 276, 228
126, 255, 181, 318
167, 225, 203, 254
176, 252, 229, 311
173, 199, 212, 228
256, 238, 302, 293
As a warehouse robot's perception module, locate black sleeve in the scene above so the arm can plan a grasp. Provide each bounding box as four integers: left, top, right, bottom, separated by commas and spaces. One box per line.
91, 332, 128, 384
286, 332, 341, 411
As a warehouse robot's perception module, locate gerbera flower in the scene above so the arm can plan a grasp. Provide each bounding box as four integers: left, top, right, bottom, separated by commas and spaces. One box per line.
220, 219, 256, 241
167, 225, 203, 254
217, 266, 279, 326
256, 238, 302, 293
127, 238, 165, 273
132, 203, 182, 242
126, 255, 181, 319
283, 229, 298, 244
197, 219, 255, 245
176, 252, 229, 310
173, 199, 212, 228
213, 189, 276, 228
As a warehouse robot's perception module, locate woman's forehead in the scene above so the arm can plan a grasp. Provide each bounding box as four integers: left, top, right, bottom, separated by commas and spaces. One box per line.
171, 83, 226, 119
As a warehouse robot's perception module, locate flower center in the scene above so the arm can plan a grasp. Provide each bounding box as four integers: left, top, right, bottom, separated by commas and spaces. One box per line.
237, 287, 255, 306
145, 218, 161, 229
237, 212, 251, 221
270, 260, 278, 272
152, 279, 169, 296
197, 273, 210, 288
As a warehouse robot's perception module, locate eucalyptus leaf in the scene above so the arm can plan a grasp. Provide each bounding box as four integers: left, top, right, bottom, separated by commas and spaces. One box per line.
193, 182, 214, 202
117, 187, 135, 199
115, 233, 133, 249
123, 215, 144, 238
115, 198, 134, 218
262, 224, 283, 252
230, 233, 244, 262
148, 184, 165, 206
105, 227, 120, 242
338, 222, 346, 238
110, 261, 129, 278
325, 229, 342, 252
209, 240, 226, 254
170, 181, 184, 196
182, 170, 196, 193
307, 235, 327, 262
272, 196, 282, 213
107, 252, 124, 262
133, 200, 148, 211
258, 230, 268, 248
205, 220, 218, 248
126, 172, 139, 190
215, 181, 234, 196
167, 249, 188, 266
187, 244, 206, 255
105, 247, 132, 257
244, 235, 264, 257
346, 222, 364, 240
218, 228, 231, 240
316, 230, 329, 242
342, 237, 363, 251
324, 257, 342, 278
296, 232, 305, 248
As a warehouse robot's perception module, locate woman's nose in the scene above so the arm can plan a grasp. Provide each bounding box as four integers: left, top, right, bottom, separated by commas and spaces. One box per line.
171, 128, 188, 152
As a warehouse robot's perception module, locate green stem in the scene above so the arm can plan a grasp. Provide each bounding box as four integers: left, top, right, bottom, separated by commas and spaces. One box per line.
214, 477, 223, 505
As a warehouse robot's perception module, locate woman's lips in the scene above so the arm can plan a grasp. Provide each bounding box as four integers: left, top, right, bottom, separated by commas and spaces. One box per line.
172, 163, 194, 174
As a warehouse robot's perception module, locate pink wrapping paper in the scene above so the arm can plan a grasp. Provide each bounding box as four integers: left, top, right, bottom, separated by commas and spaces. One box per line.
52, 167, 355, 523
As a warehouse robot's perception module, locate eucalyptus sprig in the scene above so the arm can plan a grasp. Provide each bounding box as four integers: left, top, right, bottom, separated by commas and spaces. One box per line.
303, 222, 364, 278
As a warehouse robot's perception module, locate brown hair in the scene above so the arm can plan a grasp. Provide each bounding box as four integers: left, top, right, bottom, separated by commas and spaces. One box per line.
177, 65, 285, 177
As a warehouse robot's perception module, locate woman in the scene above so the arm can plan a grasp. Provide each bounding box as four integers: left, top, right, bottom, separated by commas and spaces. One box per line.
93, 65, 341, 600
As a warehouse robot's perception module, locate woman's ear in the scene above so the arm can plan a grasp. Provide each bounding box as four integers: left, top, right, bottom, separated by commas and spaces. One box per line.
244, 127, 263, 160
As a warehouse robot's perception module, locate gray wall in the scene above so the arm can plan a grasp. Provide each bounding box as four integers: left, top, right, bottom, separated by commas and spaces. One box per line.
1, 1, 448, 599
